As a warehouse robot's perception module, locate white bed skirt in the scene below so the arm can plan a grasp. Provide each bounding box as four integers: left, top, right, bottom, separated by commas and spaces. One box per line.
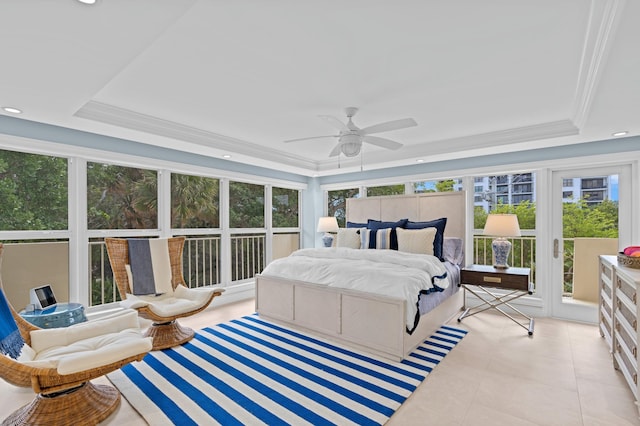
255, 274, 463, 361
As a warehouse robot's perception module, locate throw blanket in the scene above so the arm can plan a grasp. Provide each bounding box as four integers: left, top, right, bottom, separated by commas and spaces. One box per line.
261, 248, 449, 333
128, 239, 173, 296
0, 288, 24, 359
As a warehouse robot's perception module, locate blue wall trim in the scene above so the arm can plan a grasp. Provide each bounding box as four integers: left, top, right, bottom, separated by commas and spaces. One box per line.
0, 115, 309, 184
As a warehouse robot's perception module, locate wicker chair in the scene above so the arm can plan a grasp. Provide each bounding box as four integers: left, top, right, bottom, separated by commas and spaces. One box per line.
105, 236, 224, 350
0, 244, 153, 426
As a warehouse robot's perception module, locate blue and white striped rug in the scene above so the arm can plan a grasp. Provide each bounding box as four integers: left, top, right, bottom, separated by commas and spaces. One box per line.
108, 314, 467, 425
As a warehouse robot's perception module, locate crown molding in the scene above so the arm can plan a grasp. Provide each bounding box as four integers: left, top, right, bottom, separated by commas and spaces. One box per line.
74, 100, 319, 171
572, 0, 627, 128
315, 119, 579, 171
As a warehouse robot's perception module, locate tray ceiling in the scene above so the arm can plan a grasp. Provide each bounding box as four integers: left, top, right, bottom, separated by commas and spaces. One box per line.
0, 0, 637, 176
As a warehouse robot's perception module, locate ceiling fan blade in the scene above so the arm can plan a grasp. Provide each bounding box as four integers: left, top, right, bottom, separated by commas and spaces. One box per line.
318, 115, 348, 131
360, 118, 417, 135
284, 135, 336, 143
362, 135, 403, 150
329, 144, 342, 157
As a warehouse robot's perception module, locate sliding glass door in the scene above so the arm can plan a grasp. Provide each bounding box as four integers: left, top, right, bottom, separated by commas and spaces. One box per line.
550, 165, 630, 322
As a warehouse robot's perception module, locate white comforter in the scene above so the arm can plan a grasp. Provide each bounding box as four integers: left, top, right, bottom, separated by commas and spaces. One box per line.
260, 247, 450, 330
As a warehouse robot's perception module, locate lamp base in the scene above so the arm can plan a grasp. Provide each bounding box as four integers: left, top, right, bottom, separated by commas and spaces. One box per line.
322, 233, 334, 248
492, 237, 512, 269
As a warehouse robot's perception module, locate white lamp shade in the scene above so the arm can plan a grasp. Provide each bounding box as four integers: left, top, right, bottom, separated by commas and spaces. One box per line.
317, 216, 339, 233
483, 214, 521, 237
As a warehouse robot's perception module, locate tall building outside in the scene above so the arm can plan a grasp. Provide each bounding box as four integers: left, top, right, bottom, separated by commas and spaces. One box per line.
473, 174, 615, 213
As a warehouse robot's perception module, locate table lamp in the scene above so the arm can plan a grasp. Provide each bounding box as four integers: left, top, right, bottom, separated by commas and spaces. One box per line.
483, 214, 521, 269
317, 216, 339, 247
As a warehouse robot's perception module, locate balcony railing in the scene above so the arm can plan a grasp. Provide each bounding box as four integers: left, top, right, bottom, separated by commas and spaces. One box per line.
231, 233, 265, 282
472, 233, 536, 283
473, 234, 617, 302
89, 234, 268, 307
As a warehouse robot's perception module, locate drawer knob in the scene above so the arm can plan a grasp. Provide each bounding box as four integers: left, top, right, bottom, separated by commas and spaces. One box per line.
483, 276, 501, 284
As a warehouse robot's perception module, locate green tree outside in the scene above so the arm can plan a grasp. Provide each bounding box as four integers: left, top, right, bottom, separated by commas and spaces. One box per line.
435, 180, 455, 192
272, 187, 298, 228
0, 150, 67, 230
229, 181, 265, 228
328, 188, 359, 227
171, 174, 219, 228
87, 162, 158, 229
366, 184, 405, 197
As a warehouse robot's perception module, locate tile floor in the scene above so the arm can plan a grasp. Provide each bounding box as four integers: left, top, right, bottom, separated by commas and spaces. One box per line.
2, 298, 639, 425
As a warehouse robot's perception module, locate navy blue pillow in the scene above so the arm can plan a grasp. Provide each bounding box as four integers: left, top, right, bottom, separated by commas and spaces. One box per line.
347, 221, 367, 228
366, 219, 408, 250
405, 217, 447, 261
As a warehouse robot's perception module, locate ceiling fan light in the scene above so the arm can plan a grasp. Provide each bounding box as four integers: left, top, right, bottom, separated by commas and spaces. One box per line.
340, 134, 361, 157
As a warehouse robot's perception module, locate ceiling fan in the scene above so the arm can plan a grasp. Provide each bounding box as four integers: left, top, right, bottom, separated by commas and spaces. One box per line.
284, 107, 417, 157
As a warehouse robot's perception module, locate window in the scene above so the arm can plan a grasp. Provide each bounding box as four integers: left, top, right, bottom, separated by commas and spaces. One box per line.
512, 194, 533, 204
413, 179, 461, 193
87, 162, 158, 229
0, 149, 70, 308
171, 173, 219, 228
513, 183, 532, 193
563, 178, 573, 187
229, 181, 265, 228
473, 172, 536, 274
272, 187, 299, 228
563, 191, 574, 199
582, 190, 605, 203
328, 188, 359, 227
513, 173, 532, 183
366, 184, 404, 197
581, 177, 607, 189
0, 149, 68, 230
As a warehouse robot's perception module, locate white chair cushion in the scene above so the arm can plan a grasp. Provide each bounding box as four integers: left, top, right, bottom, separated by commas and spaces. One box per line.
121, 285, 223, 317
24, 311, 152, 375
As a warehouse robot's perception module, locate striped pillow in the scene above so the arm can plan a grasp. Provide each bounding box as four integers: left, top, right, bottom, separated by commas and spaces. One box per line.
127, 238, 173, 295
360, 228, 393, 250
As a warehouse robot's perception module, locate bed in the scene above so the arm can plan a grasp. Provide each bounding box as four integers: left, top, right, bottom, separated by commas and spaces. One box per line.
255, 191, 466, 361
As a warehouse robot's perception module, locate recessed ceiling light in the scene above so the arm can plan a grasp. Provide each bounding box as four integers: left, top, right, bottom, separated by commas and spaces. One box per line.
222, 155, 232, 159
77, 0, 97, 4
416, 159, 424, 163
612, 131, 628, 137
2, 106, 22, 114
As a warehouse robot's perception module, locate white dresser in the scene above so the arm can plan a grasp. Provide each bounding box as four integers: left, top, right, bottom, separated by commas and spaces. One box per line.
599, 255, 640, 409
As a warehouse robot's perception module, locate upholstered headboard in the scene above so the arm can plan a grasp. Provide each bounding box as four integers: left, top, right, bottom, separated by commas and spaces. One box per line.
346, 191, 466, 240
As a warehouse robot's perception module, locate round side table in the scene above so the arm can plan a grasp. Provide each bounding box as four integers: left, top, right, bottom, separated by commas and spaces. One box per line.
19, 302, 87, 328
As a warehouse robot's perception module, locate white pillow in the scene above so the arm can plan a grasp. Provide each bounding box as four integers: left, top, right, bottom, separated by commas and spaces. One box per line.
396, 227, 437, 255
336, 228, 363, 249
